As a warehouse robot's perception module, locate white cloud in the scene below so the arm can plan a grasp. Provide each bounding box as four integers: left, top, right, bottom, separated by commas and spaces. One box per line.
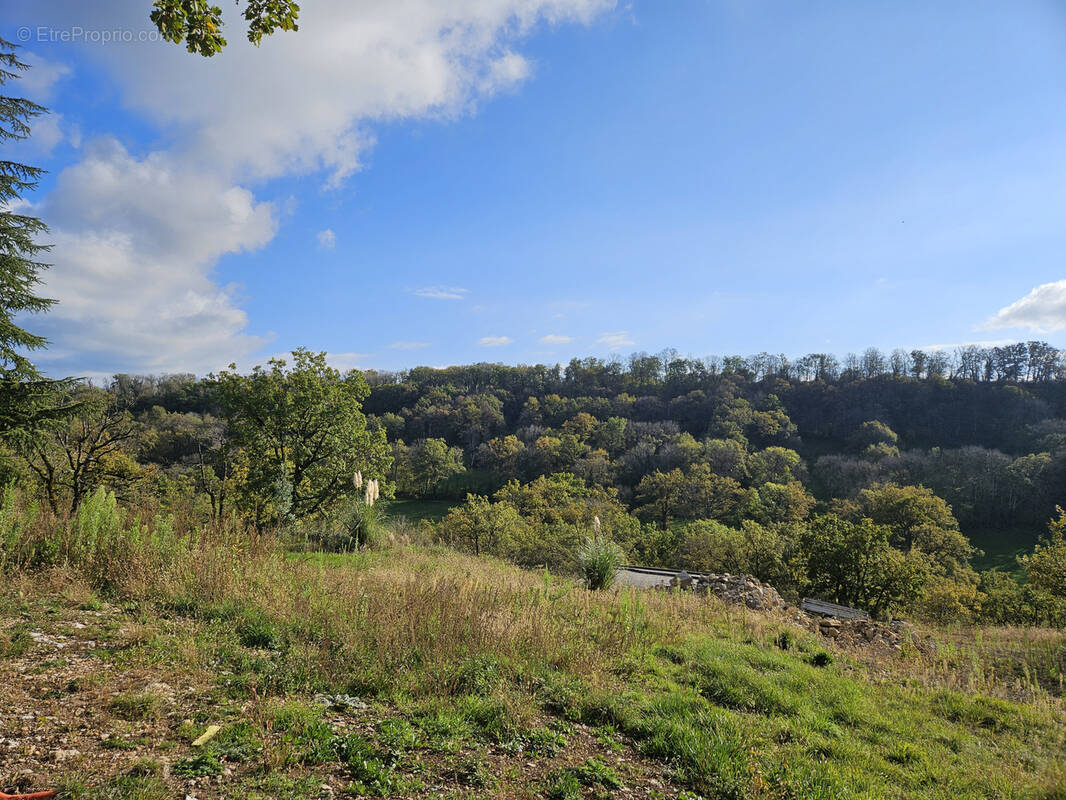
479, 335, 513, 347
598, 331, 634, 349
390, 340, 430, 350
412, 286, 469, 300
317, 228, 336, 249
34, 138, 276, 376
17, 52, 71, 100
983, 280, 1066, 333
21, 112, 65, 155
42, 0, 614, 186
539, 333, 572, 344
10, 0, 614, 375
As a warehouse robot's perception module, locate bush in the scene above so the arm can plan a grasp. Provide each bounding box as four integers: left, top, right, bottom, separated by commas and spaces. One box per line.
578, 535, 623, 591
311, 499, 385, 552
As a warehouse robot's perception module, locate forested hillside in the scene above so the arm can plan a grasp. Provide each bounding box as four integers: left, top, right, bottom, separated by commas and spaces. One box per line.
11, 343, 1066, 627
364, 345, 1066, 535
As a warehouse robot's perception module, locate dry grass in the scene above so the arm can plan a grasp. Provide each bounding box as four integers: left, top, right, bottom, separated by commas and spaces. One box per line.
2, 488, 1066, 798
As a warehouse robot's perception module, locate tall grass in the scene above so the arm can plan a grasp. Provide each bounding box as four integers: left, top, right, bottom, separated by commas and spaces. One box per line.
2, 484, 1065, 798
0, 483, 274, 600
577, 533, 624, 590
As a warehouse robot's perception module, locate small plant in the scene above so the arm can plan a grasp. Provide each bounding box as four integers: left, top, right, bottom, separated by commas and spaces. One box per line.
173, 752, 222, 777
594, 724, 624, 753
336, 733, 408, 796
0, 625, 32, 659
574, 757, 623, 789
523, 726, 568, 757
237, 610, 280, 649
267, 701, 337, 765
543, 769, 582, 800
578, 531, 624, 591
809, 651, 833, 668
108, 691, 162, 721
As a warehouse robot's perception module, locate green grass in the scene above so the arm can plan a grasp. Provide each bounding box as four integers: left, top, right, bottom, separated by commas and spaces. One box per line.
108, 691, 163, 721
382, 498, 455, 523
969, 526, 1041, 574
5, 525, 1065, 799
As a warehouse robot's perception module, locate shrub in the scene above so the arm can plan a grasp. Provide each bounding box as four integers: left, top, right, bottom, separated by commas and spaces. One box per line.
578, 534, 623, 591
312, 499, 385, 552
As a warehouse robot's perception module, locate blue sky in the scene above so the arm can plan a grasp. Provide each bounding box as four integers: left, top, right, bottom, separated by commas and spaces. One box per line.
4, 0, 1066, 377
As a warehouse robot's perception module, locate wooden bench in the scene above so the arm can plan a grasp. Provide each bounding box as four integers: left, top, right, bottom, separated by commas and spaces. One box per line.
800, 597, 870, 620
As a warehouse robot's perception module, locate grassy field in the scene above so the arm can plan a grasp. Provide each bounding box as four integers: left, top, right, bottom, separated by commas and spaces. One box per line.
969, 527, 1043, 575
1, 506, 1065, 799
382, 498, 456, 524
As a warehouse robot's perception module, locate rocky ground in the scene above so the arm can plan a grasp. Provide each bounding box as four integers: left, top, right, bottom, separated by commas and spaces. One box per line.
0, 585, 696, 800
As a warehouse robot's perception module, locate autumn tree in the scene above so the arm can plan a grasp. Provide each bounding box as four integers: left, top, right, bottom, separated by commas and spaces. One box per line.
210, 349, 389, 526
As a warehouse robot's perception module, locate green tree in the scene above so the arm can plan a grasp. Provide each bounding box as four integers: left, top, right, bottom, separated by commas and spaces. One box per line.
635, 468, 685, 530
800, 514, 928, 617
1020, 507, 1066, 623
0, 40, 65, 435
751, 481, 814, 525
16, 385, 141, 513
210, 349, 389, 526
408, 437, 465, 497
436, 494, 526, 557
679, 464, 749, 525
151, 0, 300, 56
852, 483, 975, 578
680, 519, 796, 589
747, 446, 802, 485
476, 434, 525, 479
850, 420, 898, 451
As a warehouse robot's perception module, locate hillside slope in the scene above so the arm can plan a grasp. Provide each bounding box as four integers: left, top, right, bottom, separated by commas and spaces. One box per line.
2, 540, 1064, 800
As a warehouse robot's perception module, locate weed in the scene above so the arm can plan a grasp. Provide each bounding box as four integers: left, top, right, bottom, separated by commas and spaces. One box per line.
108, 691, 162, 721
523, 726, 569, 757
574, 757, 623, 789
543, 768, 582, 800
173, 751, 223, 777
0, 625, 32, 659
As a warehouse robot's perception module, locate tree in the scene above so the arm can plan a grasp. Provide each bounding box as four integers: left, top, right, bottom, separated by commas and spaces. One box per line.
1020, 507, 1066, 623
210, 349, 389, 526
679, 519, 796, 588
635, 469, 685, 530
408, 438, 464, 497
476, 435, 525, 479
679, 464, 749, 525
437, 494, 526, 557
747, 446, 802, 485
751, 481, 814, 525
151, 0, 300, 56
16, 385, 141, 513
0, 39, 65, 435
800, 515, 928, 617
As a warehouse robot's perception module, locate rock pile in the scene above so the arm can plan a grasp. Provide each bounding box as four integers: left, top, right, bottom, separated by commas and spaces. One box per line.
668, 572, 788, 612
810, 616, 906, 648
